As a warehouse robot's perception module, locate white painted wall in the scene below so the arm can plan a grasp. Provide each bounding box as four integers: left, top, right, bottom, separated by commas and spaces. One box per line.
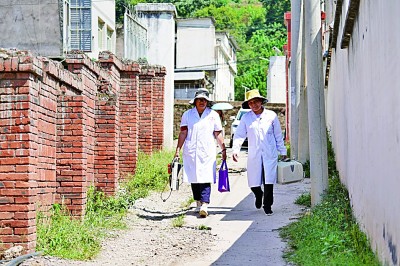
325, 1, 400, 265
88, 0, 116, 59
135, 3, 177, 149
215, 32, 237, 101
176, 18, 216, 71
267, 56, 286, 103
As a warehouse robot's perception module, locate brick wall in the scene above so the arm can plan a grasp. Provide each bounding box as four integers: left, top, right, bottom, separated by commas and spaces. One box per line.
152, 66, 166, 150
118, 62, 140, 177
138, 65, 154, 154
0, 49, 166, 253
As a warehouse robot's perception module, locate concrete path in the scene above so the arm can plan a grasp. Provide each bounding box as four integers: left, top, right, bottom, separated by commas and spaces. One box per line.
177, 148, 311, 266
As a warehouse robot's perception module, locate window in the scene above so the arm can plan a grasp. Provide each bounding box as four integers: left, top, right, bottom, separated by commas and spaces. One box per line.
98, 20, 105, 50
70, 0, 92, 51
107, 27, 113, 52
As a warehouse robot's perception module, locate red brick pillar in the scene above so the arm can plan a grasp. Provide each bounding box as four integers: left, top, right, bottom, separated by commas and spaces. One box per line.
95, 80, 119, 195
56, 94, 87, 216
96, 53, 122, 194
119, 63, 141, 176
152, 66, 166, 150
36, 59, 71, 213
0, 55, 41, 252
138, 66, 155, 154
65, 55, 99, 189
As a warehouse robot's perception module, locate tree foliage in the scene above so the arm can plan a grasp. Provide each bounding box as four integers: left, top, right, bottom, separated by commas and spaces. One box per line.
234, 23, 286, 100
259, 0, 291, 26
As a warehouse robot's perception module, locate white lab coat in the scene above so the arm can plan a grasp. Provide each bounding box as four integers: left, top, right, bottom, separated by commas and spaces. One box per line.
232, 109, 287, 186
180, 107, 222, 183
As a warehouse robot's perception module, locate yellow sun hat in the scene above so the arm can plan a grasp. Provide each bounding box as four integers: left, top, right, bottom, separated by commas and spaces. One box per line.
242, 89, 268, 109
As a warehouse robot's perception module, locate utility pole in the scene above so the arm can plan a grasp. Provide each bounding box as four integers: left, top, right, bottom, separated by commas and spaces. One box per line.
290, 0, 301, 160
298, 0, 310, 164
304, 0, 328, 206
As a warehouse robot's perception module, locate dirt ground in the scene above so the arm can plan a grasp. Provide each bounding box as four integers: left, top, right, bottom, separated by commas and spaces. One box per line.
17, 147, 310, 266
20, 183, 216, 266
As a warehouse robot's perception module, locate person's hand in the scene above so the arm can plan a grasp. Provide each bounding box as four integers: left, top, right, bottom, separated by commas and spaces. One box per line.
174, 150, 180, 159
233, 153, 238, 162
221, 150, 227, 161
280, 155, 289, 162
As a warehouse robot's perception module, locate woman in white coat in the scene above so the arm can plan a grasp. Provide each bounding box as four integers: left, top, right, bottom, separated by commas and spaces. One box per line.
232, 89, 287, 215
175, 89, 227, 218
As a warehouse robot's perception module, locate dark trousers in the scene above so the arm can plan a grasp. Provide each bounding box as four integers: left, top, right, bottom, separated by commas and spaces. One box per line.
191, 183, 211, 203
251, 185, 273, 209
250, 164, 274, 208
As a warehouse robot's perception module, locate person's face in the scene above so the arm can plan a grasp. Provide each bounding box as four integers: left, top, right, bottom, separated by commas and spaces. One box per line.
195, 98, 208, 112
248, 98, 263, 114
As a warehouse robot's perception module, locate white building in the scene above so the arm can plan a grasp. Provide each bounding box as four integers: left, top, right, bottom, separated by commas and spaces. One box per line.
175, 18, 238, 101
0, 0, 116, 58
134, 3, 177, 149
266, 56, 286, 103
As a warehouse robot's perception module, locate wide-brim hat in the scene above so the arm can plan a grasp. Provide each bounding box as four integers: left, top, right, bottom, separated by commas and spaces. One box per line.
189, 89, 213, 105
242, 89, 268, 109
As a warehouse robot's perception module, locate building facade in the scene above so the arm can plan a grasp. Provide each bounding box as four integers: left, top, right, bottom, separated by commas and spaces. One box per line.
175, 18, 238, 101
0, 0, 116, 59
266, 56, 286, 104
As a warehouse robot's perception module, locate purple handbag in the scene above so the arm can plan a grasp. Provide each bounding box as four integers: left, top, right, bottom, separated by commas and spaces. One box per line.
218, 160, 230, 192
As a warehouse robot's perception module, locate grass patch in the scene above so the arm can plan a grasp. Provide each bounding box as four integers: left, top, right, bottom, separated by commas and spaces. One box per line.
172, 215, 185, 228
198, 225, 212, 230
37, 150, 175, 260
295, 192, 311, 207
182, 197, 195, 209
280, 139, 380, 266
36, 204, 101, 260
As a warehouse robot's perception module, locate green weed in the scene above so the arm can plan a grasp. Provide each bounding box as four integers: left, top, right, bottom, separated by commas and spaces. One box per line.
280, 139, 380, 265
182, 197, 195, 209
36, 150, 175, 260
172, 215, 185, 228
36, 204, 101, 260
198, 225, 212, 230
295, 192, 311, 207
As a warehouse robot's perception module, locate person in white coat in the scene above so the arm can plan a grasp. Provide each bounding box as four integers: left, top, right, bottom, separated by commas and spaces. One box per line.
175, 89, 227, 218
232, 89, 287, 215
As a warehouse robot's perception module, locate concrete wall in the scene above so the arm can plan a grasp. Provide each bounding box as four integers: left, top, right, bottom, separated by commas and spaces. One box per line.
325, 1, 400, 265
176, 18, 216, 70
267, 56, 286, 104
135, 3, 176, 150
0, 0, 62, 56
215, 32, 237, 101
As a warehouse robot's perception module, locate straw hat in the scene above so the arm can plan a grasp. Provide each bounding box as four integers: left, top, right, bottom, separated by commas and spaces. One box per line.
242, 89, 268, 109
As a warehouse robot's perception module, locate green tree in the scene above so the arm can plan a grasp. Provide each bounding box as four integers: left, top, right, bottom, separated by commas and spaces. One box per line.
259, 0, 291, 25
194, 2, 266, 47
235, 23, 286, 100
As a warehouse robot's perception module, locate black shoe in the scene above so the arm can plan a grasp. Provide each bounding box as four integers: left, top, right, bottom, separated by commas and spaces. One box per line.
264, 207, 273, 215
255, 193, 262, 209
